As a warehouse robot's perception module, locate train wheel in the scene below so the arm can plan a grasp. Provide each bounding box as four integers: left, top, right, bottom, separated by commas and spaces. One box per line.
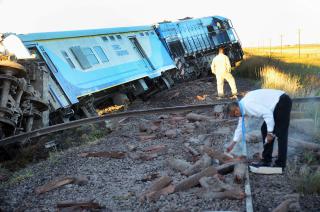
112, 93, 129, 109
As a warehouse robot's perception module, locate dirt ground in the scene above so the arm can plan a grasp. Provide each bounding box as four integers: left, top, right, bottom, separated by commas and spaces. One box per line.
1, 77, 319, 211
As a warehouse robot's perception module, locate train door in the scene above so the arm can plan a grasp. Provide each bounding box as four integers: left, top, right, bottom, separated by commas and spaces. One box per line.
128, 37, 155, 70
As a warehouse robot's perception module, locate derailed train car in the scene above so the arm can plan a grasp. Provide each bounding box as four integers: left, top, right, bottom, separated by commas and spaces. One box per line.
156, 16, 243, 78
0, 16, 243, 138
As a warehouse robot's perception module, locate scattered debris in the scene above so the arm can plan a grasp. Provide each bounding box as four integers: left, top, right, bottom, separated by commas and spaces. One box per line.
140, 176, 173, 202
216, 161, 243, 175
79, 151, 126, 159
56, 200, 104, 211
199, 189, 245, 200
167, 158, 192, 173
143, 144, 167, 154
174, 166, 217, 192
199, 175, 233, 191
233, 163, 247, 184
201, 146, 233, 164
184, 143, 200, 156
272, 194, 300, 212
164, 129, 179, 138
127, 144, 137, 151
141, 173, 160, 182
139, 134, 157, 142
183, 154, 211, 176
196, 95, 208, 101
35, 176, 88, 194
129, 151, 158, 161
144, 185, 175, 202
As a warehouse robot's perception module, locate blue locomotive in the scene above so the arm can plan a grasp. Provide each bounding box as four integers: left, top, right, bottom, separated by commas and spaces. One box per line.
0, 16, 243, 137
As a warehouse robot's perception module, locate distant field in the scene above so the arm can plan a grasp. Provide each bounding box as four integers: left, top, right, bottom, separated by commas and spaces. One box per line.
236, 44, 320, 94
245, 44, 320, 68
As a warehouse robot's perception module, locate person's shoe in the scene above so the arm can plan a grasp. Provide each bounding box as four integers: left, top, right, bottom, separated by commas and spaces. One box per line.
273, 161, 285, 171
230, 95, 238, 100
250, 160, 271, 168
216, 95, 225, 100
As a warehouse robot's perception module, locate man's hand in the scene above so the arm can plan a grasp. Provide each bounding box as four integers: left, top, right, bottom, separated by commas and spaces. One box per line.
266, 133, 275, 142
264, 133, 275, 146
226, 141, 237, 153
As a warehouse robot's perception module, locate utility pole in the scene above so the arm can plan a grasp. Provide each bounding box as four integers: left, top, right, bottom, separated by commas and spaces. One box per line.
298, 29, 301, 58
269, 38, 272, 58
280, 34, 283, 57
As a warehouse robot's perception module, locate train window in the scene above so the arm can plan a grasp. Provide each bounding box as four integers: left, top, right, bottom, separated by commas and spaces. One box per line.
145, 32, 149, 36
109, 35, 115, 41
140, 33, 144, 36
207, 25, 214, 33
61, 51, 75, 69
70, 46, 92, 69
116, 35, 122, 39
101, 36, 108, 42
82, 47, 99, 65
93, 46, 109, 63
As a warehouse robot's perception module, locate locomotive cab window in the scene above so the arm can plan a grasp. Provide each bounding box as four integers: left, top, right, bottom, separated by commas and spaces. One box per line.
207, 25, 214, 33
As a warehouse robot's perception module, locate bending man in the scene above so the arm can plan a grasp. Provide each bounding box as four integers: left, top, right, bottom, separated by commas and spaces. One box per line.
211, 47, 238, 98
226, 89, 292, 168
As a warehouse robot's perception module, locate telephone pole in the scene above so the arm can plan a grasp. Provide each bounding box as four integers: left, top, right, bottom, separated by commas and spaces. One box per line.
280, 34, 283, 57
298, 29, 301, 58
269, 39, 272, 58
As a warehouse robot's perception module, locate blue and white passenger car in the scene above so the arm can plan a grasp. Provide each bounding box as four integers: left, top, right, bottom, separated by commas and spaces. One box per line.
19, 26, 176, 117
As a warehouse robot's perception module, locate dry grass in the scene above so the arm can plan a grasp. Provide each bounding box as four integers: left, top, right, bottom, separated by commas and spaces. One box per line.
236, 45, 320, 97
259, 66, 302, 95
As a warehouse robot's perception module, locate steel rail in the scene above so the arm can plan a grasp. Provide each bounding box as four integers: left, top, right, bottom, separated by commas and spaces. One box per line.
0, 100, 232, 146
0, 96, 319, 147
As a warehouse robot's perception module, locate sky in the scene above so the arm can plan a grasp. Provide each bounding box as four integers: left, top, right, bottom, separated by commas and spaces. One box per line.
0, 0, 319, 47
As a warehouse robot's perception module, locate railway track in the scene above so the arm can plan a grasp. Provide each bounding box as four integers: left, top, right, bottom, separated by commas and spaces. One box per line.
1, 96, 319, 147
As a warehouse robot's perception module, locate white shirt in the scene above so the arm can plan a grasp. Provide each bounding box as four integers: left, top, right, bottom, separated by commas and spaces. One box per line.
233, 89, 285, 142
211, 53, 231, 76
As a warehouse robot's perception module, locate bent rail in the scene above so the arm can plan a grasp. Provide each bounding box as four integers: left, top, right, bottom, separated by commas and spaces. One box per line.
0, 96, 319, 147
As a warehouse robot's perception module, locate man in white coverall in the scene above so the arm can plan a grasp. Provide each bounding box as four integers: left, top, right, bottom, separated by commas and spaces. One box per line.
211, 47, 237, 98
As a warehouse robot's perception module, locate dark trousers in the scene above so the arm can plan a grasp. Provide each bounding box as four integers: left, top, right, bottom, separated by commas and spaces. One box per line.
261, 94, 292, 167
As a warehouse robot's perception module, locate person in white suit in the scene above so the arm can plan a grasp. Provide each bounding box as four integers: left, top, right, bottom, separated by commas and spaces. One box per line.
211, 47, 238, 98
